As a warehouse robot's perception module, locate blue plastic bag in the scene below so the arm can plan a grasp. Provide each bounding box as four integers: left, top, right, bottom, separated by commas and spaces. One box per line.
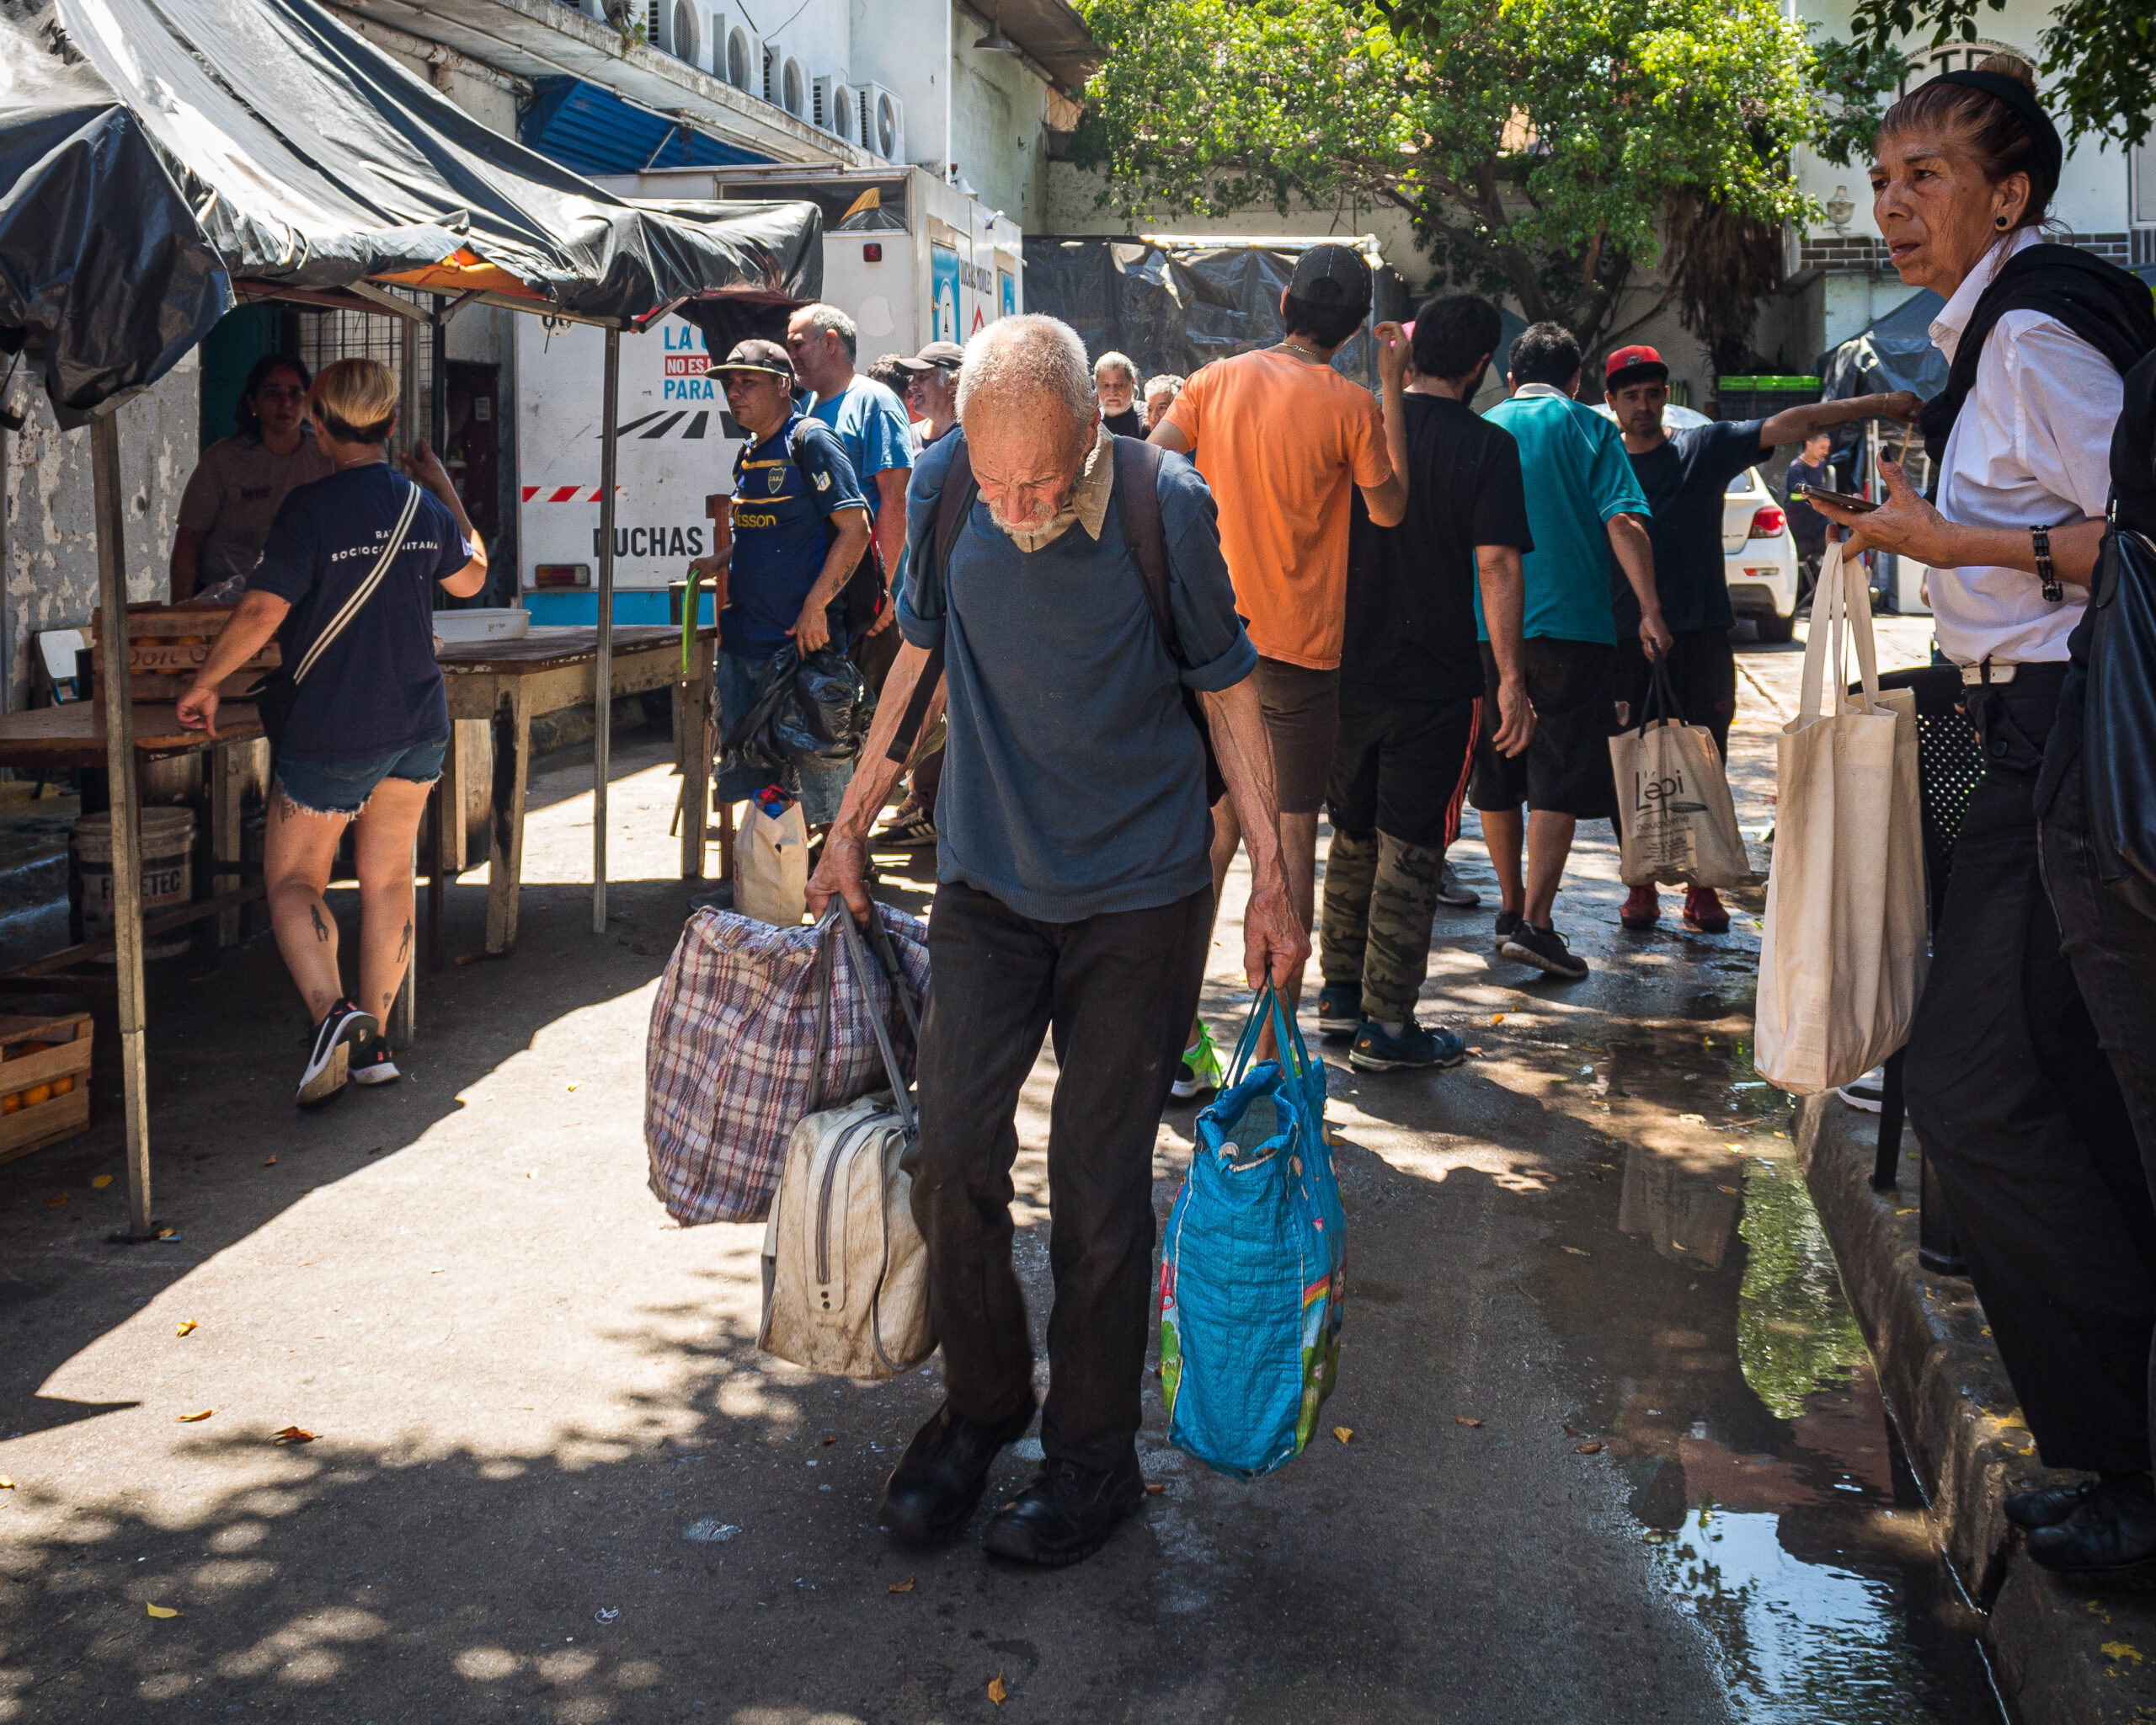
1158, 983, 1346, 1479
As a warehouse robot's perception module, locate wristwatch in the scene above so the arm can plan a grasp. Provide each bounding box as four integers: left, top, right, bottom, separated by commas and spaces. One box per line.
2033, 523, 2062, 603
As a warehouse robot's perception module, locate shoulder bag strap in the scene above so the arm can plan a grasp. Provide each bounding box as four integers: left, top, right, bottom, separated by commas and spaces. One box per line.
291, 477, 424, 686
882, 439, 968, 767
1112, 437, 1180, 661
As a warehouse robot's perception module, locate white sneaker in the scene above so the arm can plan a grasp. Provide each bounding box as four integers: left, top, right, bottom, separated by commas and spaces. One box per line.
297, 1001, 376, 1108
1836, 1067, 1886, 1113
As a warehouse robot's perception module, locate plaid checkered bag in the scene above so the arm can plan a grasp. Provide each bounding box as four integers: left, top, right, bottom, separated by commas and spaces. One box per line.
646, 904, 929, 1226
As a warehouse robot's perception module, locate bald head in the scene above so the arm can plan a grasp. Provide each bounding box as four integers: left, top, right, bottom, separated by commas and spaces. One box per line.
957, 315, 1101, 534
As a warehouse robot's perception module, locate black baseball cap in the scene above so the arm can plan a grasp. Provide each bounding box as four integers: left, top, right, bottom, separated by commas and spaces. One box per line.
1287, 243, 1372, 315
894, 340, 964, 374
709, 339, 794, 382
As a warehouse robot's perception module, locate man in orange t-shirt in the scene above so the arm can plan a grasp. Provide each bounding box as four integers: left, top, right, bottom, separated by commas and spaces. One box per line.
1153, 243, 1407, 1086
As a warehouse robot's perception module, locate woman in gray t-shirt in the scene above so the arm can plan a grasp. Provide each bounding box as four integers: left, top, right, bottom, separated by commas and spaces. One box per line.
170, 354, 334, 600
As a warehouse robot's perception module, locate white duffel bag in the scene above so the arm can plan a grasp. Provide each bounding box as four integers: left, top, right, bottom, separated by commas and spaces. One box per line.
759, 907, 935, 1379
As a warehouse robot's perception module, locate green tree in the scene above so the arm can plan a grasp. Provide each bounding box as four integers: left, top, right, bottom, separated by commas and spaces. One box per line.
1070, 0, 1891, 355
1844, 0, 2152, 149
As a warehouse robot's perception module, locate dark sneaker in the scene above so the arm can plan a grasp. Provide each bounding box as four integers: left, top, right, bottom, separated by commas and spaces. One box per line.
349, 1037, 401, 1087
982, 1455, 1146, 1567
1435, 860, 1481, 907
1492, 909, 1521, 951
1500, 921, 1590, 980
1620, 883, 1661, 931
2026, 1474, 2156, 1573
878, 1400, 1036, 1546
873, 804, 938, 849
2006, 1477, 2099, 1531
1350, 1017, 1467, 1073
297, 999, 376, 1109
1315, 982, 1364, 1039
1682, 884, 1731, 934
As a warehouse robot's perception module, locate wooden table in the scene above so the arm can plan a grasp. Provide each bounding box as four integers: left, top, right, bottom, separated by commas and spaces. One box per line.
437, 623, 716, 956
0, 702, 266, 966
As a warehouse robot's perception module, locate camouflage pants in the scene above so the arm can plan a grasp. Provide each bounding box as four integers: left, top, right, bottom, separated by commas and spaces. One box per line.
1319, 828, 1444, 1024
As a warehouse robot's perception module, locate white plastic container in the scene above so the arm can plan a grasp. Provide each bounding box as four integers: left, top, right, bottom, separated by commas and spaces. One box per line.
432, 607, 531, 647
72, 807, 196, 959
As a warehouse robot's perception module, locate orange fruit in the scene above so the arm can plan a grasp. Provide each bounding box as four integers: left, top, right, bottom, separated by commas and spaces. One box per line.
24, 1084, 51, 1107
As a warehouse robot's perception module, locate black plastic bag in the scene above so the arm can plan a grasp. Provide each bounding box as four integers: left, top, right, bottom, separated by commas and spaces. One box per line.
2084, 525, 2156, 921
720, 645, 877, 780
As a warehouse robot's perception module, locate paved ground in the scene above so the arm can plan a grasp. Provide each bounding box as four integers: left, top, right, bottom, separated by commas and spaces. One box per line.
0, 619, 2009, 1723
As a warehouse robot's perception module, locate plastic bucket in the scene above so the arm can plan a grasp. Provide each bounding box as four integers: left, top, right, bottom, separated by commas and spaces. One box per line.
72, 807, 195, 959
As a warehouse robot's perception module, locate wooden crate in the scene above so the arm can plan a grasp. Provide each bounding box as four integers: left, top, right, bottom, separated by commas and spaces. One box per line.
89, 603, 279, 702
0, 1011, 93, 1166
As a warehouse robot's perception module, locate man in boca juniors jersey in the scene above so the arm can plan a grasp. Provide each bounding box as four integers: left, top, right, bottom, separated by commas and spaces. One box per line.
688, 339, 871, 830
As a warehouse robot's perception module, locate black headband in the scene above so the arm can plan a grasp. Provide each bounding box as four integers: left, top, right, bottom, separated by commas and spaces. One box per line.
1931, 70, 2063, 200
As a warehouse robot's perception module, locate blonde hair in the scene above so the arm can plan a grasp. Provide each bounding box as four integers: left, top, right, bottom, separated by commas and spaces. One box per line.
309, 358, 399, 446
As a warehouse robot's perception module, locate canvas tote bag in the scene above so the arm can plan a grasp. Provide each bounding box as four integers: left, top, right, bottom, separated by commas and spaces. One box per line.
1754, 543, 1927, 1094
1609, 659, 1751, 888
735, 795, 808, 927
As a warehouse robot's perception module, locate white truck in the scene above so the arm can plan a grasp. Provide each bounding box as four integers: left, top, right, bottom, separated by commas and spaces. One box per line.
515, 165, 1021, 624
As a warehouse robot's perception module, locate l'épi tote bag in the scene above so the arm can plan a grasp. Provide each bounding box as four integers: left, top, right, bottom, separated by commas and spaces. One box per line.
1608, 659, 1751, 888
1754, 543, 1927, 1094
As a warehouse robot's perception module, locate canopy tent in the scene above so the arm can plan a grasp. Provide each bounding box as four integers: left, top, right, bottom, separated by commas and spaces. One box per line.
1818, 287, 1947, 403
0, 0, 821, 1237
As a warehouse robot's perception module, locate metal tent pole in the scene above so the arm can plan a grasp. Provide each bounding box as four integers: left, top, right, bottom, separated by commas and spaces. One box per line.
90, 412, 153, 1240
593, 325, 619, 933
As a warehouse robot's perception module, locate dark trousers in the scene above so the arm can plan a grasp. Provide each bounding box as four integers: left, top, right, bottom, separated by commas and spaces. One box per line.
911, 879, 1212, 1472
1905, 674, 2156, 1473
2042, 767, 2156, 1474
1614, 628, 1736, 761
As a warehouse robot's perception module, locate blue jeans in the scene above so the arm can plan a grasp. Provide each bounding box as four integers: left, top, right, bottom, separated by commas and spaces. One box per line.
714, 649, 853, 825
275, 738, 448, 816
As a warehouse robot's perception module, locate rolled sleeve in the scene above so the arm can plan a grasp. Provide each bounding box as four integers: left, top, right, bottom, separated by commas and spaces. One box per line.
1159, 454, 1257, 692
1588, 419, 1652, 521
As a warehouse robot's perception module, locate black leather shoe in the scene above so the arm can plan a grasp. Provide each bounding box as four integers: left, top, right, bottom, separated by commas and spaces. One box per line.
2005, 1477, 2099, 1531
2026, 1475, 2156, 1573
981, 1455, 1145, 1567
878, 1400, 1035, 1546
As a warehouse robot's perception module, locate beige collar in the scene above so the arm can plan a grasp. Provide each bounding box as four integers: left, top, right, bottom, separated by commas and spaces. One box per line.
1000, 422, 1116, 553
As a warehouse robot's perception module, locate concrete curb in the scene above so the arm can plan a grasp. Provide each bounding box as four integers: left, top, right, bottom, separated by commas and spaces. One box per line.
1796, 1092, 2156, 1725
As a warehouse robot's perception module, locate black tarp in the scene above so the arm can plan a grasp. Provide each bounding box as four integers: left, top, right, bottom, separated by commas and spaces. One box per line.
1023, 237, 1404, 385
0, 0, 822, 423
1819, 288, 1947, 401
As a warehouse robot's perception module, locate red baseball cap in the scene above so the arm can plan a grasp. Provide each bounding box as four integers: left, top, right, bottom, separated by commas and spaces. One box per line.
1604, 344, 1669, 388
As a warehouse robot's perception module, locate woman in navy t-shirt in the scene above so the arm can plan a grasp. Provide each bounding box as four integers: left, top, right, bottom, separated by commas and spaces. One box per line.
179, 359, 488, 1107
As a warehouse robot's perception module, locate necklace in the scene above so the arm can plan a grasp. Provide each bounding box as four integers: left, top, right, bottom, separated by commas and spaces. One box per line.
1276, 339, 1329, 364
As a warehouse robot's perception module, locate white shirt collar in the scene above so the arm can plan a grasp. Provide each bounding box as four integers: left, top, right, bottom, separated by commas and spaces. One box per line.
1929, 227, 2043, 362
1511, 382, 1574, 401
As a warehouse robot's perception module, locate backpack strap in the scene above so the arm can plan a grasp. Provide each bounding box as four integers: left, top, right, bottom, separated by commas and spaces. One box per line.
881, 435, 969, 768
1112, 436, 1180, 662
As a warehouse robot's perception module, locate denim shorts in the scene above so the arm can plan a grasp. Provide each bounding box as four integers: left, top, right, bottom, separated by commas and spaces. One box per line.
276, 737, 448, 816
713, 648, 855, 825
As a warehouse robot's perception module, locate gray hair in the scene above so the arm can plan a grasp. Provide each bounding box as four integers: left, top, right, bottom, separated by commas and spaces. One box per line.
1144, 373, 1182, 401
795, 302, 857, 362
1092, 350, 1138, 384
957, 315, 1094, 435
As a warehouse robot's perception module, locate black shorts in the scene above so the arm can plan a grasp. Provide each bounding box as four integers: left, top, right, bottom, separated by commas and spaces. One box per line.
1613, 628, 1736, 761
1470, 638, 1618, 820
1326, 695, 1481, 850
1254, 657, 1340, 816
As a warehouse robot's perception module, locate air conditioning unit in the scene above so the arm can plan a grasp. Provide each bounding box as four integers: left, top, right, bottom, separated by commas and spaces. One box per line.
813, 75, 860, 144
654, 0, 697, 64
760, 40, 778, 104
857, 83, 904, 162
716, 14, 760, 92
781, 56, 805, 118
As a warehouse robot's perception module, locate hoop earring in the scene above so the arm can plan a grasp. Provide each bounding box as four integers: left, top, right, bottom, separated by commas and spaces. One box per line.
1995, 215, 2010, 229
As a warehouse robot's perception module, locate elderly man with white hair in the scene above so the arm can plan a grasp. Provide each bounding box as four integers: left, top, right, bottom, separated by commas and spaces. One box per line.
808, 313, 1304, 1567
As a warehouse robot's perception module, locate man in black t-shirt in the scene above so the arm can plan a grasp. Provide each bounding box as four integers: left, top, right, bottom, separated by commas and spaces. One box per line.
1603, 345, 1918, 933
1317, 295, 1536, 1071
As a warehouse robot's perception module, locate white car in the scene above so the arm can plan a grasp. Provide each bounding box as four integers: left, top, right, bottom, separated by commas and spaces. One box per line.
1593, 402, 1802, 643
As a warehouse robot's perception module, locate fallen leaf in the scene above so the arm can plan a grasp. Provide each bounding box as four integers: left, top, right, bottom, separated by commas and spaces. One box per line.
1454, 1416, 1482, 1428
988, 1671, 1008, 1706
1561, 1246, 1590, 1257
1492, 1013, 1505, 1025
888, 1578, 915, 1594
146, 1603, 179, 1619
1678, 1113, 1705, 1124
90, 1174, 113, 1188
176, 1409, 212, 1423
1562, 1423, 1586, 1438
1718, 1185, 1738, 1195
566, 1081, 579, 1092
1576, 1441, 1604, 1455
0, 1477, 13, 1488
1332, 1426, 1353, 1444
526, 1170, 536, 1178
175, 1320, 196, 1337
45, 1194, 65, 1207
154, 1226, 175, 1240
1145, 1482, 1166, 1495
820, 1434, 837, 1446
273, 1426, 317, 1445
262, 1156, 277, 1167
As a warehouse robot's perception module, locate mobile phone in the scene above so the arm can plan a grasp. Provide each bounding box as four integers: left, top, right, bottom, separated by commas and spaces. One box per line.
1790, 483, 1880, 514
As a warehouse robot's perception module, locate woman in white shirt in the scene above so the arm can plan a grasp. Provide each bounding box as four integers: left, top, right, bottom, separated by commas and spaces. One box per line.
1817, 54, 2156, 1577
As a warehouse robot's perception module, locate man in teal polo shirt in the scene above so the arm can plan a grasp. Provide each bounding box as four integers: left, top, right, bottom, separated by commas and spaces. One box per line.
1472, 322, 1670, 980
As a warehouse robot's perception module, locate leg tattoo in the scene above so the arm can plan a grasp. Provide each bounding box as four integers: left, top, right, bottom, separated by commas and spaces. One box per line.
397, 918, 412, 963
310, 903, 329, 943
